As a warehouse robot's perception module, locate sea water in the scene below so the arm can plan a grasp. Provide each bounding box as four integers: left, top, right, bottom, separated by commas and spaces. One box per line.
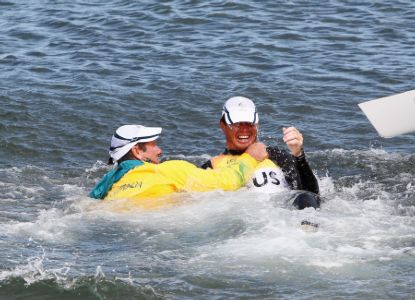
1, 1, 414, 299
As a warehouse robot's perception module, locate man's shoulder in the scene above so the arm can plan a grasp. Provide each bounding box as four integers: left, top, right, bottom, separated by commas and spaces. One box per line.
200, 150, 241, 169
266, 146, 299, 171
200, 160, 213, 169
266, 146, 292, 160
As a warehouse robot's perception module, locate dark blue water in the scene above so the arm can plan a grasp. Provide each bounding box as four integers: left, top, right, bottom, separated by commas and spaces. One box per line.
1, 1, 414, 299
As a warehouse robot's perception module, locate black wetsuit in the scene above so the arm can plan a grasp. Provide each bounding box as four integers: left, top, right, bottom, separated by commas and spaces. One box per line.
201, 146, 321, 209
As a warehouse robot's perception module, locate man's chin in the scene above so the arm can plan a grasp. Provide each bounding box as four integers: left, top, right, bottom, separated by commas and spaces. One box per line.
234, 141, 254, 151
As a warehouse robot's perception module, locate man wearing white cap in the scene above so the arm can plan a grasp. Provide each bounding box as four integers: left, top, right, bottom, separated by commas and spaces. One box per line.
201, 96, 321, 210
90, 124, 268, 207
107, 124, 164, 165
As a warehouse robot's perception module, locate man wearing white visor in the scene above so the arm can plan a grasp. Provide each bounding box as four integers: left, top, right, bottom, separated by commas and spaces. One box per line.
90, 124, 268, 207
201, 96, 321, 210
108, 124, 163, 165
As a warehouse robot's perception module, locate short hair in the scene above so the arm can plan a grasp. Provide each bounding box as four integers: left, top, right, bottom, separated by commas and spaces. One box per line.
108, 143, 147, 165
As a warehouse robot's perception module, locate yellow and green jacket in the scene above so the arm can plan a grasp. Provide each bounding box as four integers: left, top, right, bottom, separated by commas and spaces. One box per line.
90, 153, 258, 205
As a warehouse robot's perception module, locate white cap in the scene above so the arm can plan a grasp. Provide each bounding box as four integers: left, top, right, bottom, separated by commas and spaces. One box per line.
222, 96, 258, 125
109, 125, 162, 162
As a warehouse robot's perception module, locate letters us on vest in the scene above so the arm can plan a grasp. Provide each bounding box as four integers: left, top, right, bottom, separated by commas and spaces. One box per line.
247, 167, 289, 194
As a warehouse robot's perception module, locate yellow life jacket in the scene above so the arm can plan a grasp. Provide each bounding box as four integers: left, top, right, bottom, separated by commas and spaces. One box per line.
211, 154, 289, 193
104, 153, 258, 208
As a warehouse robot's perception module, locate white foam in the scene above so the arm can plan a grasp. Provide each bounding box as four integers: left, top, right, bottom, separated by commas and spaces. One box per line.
1, 155, 414, 286
85, 160, 108, 172
0, 248, 70, 285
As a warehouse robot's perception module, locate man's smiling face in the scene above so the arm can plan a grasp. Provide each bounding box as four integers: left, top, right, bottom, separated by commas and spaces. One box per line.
221, 121, 258, 151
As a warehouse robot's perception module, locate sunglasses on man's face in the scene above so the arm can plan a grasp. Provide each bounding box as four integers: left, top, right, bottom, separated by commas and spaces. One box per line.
228, 122, 257, 130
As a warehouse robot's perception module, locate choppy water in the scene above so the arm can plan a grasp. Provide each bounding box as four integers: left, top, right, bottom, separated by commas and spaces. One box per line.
1, 1, 415, 299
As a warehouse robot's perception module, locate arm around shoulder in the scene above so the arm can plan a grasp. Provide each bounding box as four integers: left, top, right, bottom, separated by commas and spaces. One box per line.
158, 155, 259, 193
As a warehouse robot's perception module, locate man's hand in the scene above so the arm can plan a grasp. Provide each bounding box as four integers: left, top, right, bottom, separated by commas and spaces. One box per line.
245, 142, 268, 162
282, 127, 304, 157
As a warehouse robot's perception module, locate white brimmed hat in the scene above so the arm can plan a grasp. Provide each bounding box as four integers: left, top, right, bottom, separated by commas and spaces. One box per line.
109, 125, 162, 162
222, 96, 258, 125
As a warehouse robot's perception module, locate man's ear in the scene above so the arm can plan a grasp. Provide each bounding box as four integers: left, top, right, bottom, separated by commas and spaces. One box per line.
219, 120, 227, 131
131, 145, 143, 160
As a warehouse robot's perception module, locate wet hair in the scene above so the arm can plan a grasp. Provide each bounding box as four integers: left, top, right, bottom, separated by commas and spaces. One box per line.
107, 143, 147, 165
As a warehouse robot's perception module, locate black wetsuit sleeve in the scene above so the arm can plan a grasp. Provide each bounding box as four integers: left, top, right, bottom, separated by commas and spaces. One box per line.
200, 160, 212, 169
267, 146, 319, 194
294, 152, 320, 194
